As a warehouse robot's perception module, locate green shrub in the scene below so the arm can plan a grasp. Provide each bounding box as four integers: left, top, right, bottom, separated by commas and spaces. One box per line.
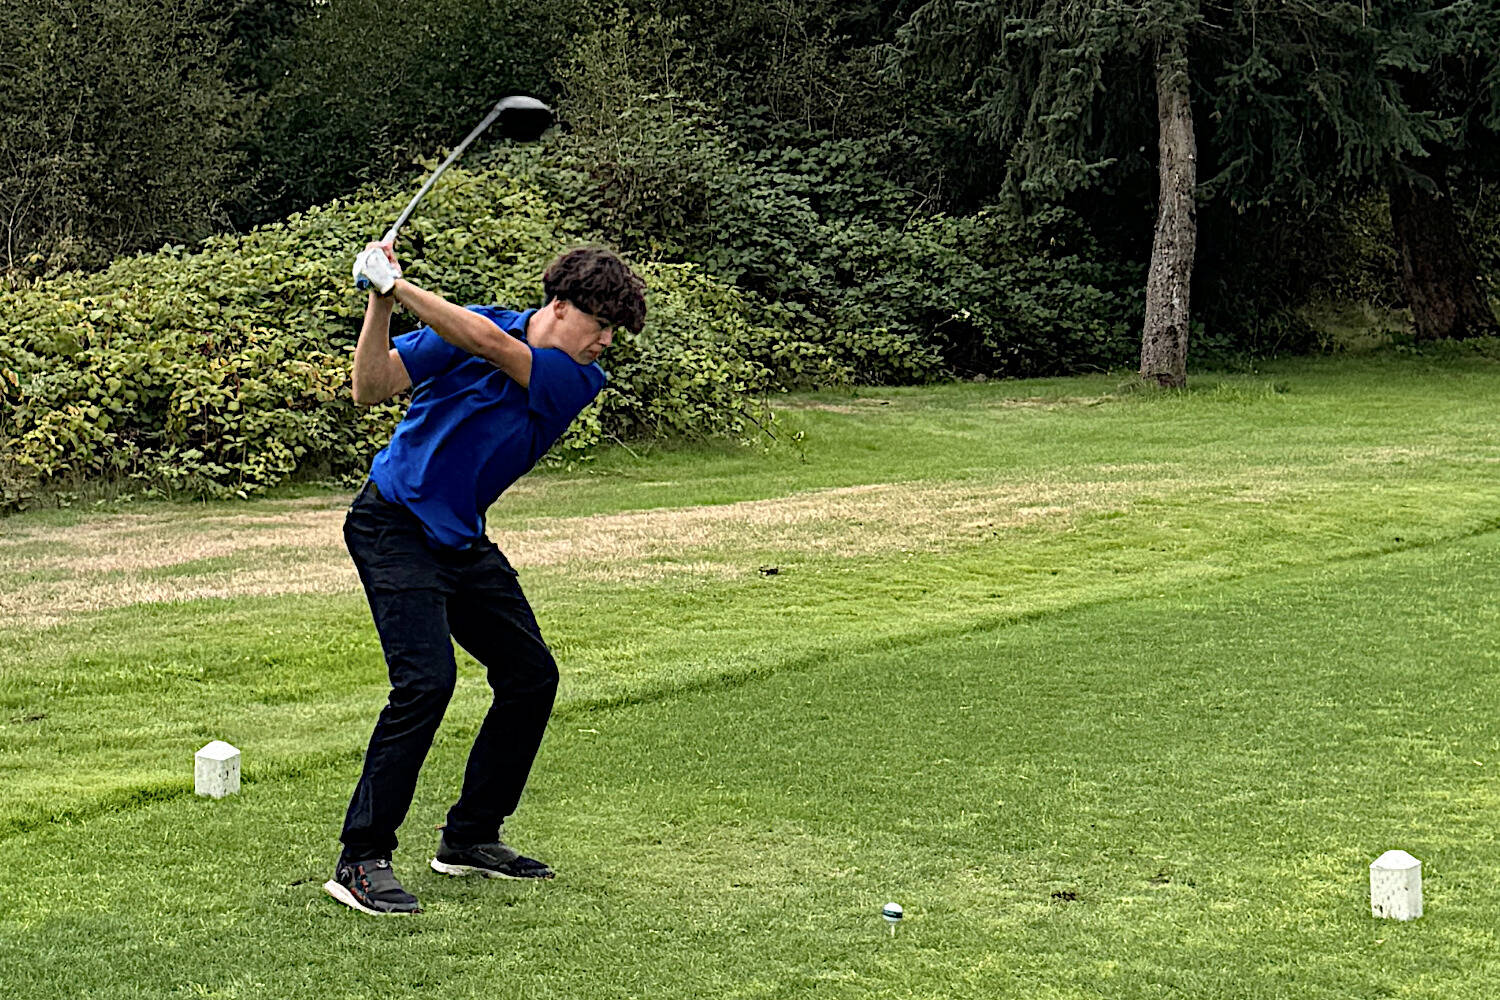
546, 100, 1138, 381
775, 207, 1139, 381
0, 161, 801, 507
540, 10, 726, 254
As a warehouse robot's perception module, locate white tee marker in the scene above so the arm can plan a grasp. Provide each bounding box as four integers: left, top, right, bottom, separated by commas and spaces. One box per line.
195, 741, 241, 798
1370, 850, 1422, 920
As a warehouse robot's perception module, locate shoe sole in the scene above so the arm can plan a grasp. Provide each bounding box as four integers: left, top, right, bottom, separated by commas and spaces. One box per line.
430, 857, 552, 880
322, 879, 421, 915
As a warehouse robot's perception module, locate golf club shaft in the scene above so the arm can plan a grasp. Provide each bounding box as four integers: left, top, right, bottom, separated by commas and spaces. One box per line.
380, 97, 512, 245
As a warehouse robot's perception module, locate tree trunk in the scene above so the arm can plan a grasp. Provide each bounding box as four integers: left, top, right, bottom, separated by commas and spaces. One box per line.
1388, 178, 1496, 340
1140, 29, 1197, 389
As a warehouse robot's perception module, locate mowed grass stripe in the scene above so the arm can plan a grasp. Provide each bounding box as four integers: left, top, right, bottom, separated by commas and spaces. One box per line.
5, 502, 1500, 842
3, 526, 1498, 998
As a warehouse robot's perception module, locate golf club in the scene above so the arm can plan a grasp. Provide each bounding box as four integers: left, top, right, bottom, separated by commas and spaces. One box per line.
356, 95, 554, 290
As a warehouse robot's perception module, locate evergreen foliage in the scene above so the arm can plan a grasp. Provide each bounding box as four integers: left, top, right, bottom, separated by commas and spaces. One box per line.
1204, 1, 1500, 206
895, 0, 1500, 346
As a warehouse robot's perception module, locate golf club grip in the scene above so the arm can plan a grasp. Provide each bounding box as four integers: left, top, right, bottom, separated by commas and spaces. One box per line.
380, 100, 510, 245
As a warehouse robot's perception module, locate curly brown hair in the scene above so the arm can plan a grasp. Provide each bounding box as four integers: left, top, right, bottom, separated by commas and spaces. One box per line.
542, 247, 647, 334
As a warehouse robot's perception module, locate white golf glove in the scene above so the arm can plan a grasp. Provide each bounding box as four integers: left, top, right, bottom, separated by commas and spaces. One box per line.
352, 245, 402, 295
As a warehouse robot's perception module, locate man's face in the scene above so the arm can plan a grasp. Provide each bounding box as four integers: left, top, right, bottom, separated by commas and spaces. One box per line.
542, 299, 614, 364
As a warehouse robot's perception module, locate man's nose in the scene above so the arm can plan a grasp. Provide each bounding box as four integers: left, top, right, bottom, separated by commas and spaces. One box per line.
600, 328, 614, 346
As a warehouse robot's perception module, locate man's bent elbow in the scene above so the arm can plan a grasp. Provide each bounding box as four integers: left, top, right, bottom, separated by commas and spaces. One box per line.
350, 380, 383, 406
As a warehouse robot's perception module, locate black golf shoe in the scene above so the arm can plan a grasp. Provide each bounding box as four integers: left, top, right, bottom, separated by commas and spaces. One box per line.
430, 834, 555, 880
323, 858, 422, 915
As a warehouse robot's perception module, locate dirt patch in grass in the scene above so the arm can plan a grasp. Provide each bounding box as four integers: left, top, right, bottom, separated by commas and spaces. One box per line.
978, 395, 1115, 410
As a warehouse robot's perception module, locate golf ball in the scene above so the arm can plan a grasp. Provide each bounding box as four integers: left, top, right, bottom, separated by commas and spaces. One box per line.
882, 902, 904, 923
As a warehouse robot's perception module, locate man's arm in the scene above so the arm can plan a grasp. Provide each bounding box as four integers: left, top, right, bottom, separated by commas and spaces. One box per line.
391, 279, 534, 388
350, 293, 413, 405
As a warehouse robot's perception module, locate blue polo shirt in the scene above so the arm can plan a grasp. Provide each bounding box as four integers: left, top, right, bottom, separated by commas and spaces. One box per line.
368, 306, 606, 550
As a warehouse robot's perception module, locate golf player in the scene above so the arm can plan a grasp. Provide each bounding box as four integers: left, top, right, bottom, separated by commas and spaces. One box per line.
325, 241, 645, 915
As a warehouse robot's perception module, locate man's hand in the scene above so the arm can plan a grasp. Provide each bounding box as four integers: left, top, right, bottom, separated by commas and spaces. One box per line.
353, 241, 403, 295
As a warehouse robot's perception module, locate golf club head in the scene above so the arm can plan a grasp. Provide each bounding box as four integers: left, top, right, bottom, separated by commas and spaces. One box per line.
496, 96, 554, 142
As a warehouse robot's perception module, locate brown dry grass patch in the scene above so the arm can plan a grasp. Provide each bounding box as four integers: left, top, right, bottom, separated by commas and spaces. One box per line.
0, 479, 1119, 626
781, 395, 1112, 414
0, 466, 1309, 628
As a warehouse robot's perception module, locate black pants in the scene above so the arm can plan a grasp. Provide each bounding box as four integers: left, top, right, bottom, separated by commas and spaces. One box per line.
338, 481, 559, 862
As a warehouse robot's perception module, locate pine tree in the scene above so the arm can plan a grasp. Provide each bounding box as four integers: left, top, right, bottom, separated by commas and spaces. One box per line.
1204, 0, 1499, 340
898, 0, 1202, 385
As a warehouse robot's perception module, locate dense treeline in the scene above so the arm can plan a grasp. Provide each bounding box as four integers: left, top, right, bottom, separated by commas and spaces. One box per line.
6, 1, 1495, 327
6, 2, 1495, 325
1, 1, 1497, 505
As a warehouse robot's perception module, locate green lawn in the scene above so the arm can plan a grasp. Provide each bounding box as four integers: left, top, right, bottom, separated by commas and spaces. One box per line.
3, 354, 1500, 998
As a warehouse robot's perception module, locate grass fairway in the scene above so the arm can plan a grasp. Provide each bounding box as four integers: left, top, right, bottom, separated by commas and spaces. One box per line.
3, 354, 1500, 997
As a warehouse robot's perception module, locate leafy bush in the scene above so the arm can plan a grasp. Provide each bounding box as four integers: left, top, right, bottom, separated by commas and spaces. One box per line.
797, 207, 1142, 380
0, 161, 795, 507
